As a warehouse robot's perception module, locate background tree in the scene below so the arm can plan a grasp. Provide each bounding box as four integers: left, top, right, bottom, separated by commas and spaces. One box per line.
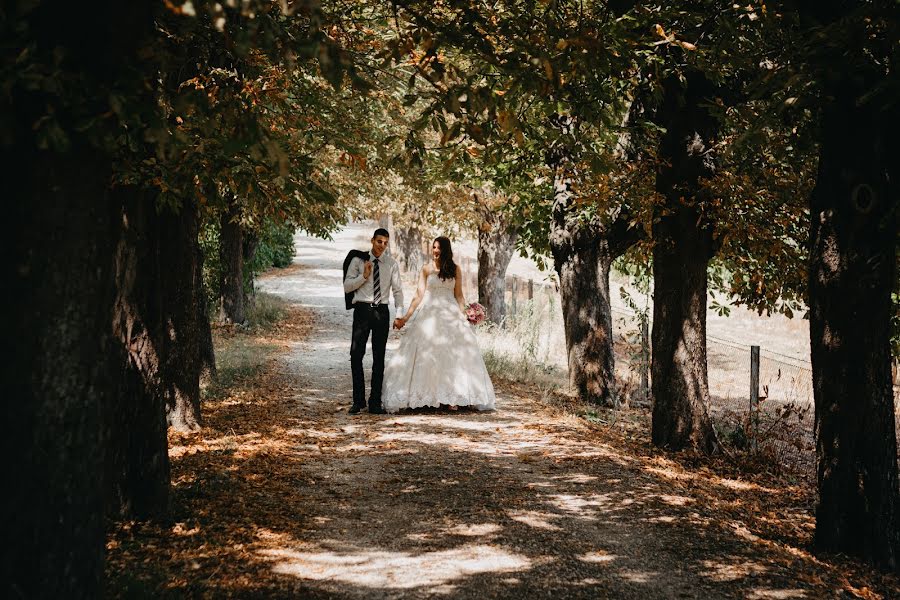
474, 189, 520, 324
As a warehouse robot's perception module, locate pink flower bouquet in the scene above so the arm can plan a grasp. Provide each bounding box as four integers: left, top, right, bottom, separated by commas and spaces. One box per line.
465, 302, 486, 326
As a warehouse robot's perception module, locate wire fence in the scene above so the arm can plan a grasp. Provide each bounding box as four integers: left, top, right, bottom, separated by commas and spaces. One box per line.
463, 263, 898, 479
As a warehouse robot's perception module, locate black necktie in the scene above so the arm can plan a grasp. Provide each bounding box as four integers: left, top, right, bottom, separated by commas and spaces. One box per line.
373, 258, 381, 304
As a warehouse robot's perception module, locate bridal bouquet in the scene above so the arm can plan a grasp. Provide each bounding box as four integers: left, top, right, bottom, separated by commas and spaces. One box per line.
465, 302, 486, 326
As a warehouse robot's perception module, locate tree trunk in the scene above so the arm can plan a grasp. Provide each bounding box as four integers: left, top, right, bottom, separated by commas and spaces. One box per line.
549, 167, 638, 407
810, 91, 900, 571
107, 190, 172, 518
3, 2, 157, 596
394, 226, 424, 273
160, 205, 203, 431
555, 236, 618, 406
220, 201, 245, 324
4, 152, 115, 599
477, 206, 518, 324
650, 204, 717, 454
649, 72, 718, 454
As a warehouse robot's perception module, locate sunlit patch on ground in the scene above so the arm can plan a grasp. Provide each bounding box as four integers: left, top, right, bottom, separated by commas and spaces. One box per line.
544, 493, 613, 517
579, 551, 618, 564
106, 225, 900, 599
699, 559, 769, 582
746, 589, 808, 599
618, 569, 661, 584
443, 523, 503, 537
506, 510, 563, 531
257, 543, 532, 589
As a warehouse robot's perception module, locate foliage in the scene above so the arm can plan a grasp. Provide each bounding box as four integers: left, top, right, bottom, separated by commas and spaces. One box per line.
200, 218, 295, 314
248, 221, 297, 273
380, 1, 832, 323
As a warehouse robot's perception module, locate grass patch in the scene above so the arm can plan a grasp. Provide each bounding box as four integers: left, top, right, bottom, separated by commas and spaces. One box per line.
202, 292, 288, 400
477, 298, 567, 390
203, 339, 279, 400
245, 291, 289, 330
482, 347, 563, 389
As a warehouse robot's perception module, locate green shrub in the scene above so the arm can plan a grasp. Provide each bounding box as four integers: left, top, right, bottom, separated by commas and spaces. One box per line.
199, 217, 296, 316
199, 219, 223, 315
253, 220, 296, 269
245, 292, 288, 330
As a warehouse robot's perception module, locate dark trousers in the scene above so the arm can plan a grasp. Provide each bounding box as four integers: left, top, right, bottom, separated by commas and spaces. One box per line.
350, 303, 389, 409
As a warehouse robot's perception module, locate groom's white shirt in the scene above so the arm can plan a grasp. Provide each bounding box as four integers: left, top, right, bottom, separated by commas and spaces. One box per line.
344, 252, 404, 314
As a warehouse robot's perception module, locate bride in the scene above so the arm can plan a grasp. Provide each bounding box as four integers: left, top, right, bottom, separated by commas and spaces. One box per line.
382, 236, 496, 413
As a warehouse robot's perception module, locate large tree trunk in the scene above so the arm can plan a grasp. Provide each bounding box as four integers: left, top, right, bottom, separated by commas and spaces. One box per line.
650, 72, 718, 454
477, 204, 518, 324
554, 236, 618, 406
5, 152, 115, 600
3, 2, 157, 597
650, 204, 717, 453
810, 91, 899, 571
549, 163, 639, 407
160, 205, 203, 431
107, 190, 172, 518
220, 200, 245, 324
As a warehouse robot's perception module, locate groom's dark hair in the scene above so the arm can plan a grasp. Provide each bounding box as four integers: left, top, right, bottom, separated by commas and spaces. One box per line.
373, 228, 389, 238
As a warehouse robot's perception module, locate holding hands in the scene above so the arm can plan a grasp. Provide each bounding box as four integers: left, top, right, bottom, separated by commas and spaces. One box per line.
393, 317, 406, 330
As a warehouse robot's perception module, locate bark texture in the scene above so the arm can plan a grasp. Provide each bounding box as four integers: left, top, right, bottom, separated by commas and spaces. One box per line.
160, 206, 204, 431
810, 90, 899, 571
198, 242, 217, 380
107, 191, 172, 518
4, 152, 115, 600
650, 205, 717, 453
242, 226, 260, 309
476, 203, 519, 324
220, 200, 245, 324
650, 72, 718, 454
549, 164, 640, 407
3, 2, 158, 596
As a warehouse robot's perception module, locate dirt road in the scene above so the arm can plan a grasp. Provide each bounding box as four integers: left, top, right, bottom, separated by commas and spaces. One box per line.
233, 226, 887, 599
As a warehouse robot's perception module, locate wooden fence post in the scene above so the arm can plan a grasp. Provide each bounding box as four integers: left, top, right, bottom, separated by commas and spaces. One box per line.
750, 345, 760, 450
510, 277, 518, 317
528, 278, 534, 300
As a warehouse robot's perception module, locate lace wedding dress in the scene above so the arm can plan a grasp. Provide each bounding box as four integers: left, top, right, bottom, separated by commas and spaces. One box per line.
382, 272, 496, 413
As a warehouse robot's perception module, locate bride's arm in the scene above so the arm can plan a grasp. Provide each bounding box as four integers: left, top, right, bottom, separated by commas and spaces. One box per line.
454, 265, 466, 313
399, 267, 428, 323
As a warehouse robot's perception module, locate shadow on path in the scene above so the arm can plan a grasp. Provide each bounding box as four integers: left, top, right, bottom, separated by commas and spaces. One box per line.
107, 225, 896, 600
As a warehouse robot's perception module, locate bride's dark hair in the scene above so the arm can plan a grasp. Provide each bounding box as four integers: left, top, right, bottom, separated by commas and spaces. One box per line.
433, 236, 457, 281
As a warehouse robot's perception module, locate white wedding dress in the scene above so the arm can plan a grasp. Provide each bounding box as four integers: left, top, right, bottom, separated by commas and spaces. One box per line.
382, 272, 496, 413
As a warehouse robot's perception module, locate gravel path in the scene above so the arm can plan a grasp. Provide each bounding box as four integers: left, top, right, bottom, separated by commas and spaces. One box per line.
248, 225, 865, 600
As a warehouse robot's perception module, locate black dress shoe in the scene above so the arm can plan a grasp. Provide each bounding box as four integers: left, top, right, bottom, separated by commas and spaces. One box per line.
349, 405, 364, 415
368, 406, 387, 415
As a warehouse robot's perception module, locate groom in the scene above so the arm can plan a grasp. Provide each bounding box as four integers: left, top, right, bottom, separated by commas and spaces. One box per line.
343, 228, 404, 414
